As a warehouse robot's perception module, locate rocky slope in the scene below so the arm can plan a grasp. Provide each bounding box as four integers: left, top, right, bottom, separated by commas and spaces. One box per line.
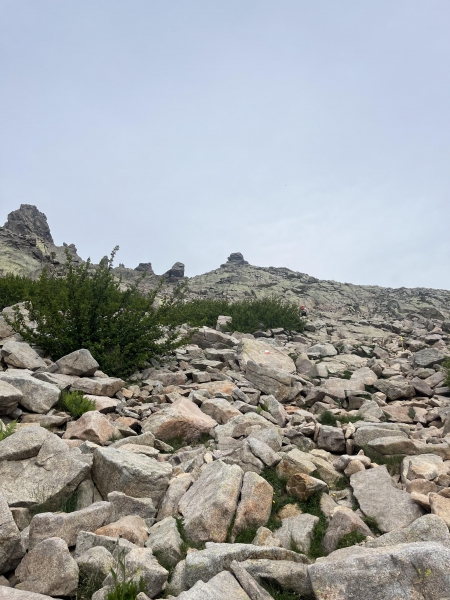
1, 205, 450, 321
0, 302, 450, 599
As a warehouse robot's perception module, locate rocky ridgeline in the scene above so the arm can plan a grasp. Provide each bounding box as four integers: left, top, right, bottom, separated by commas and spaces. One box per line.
0, 303, 450, 599
2, 204, 450, 321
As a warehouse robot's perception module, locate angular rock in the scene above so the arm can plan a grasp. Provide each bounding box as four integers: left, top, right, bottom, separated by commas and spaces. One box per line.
76, 546, 114, 581
240, 558, 311, 597
353, 425, 409, 447
350, 466, 424, 533
0, 373, 60, 414
237, 338, 296, 373
101, 547, 168, 599
108, 491, 156, 521
245, 361, 302, 403
429, 493, 450, 527
55, 349, 99, 376
1, 341, 46, 370
28, 501, 112, 549
143, 397, 217, 442
178, 460, 243, 544
15, 537, 79, 597
247, 437, 281, 467
92, 447, 172, 506
307, 343, 337, 358
231, 472, 273, 541
365, 514, 450, 548
286, 472, 328, 501
0, 492, 25, 574
413, 348, 446, 368
146, 516, 183, 568
0, 426, 49, 461
95, 515, 149, 546
322, 508, 372, 554
0, 379, 23, 415
63, 411, 115, 445
275, 513, 319, 553
175, 570, 251, 600
201, 398, 242, 424
0, 589, 54, 599
374, 378, 415, 400
230, 560, 273, 600
74, 530, 138, 559
157, 473, 193, 521
0, 433, 90, 509
71, 376, 124, 397
308, 541, 450, 600
317, 425, 346, 453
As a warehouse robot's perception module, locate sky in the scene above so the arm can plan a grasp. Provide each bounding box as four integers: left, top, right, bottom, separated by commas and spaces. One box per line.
1, 1, 449, 289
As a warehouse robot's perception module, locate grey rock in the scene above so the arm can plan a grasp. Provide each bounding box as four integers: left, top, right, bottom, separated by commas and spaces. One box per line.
0, 373, 60, 413
239, 559, 312, 597
101, 547, 168, 599
245, 361, 302, 403
0, 426, 49, 461
178, 460, 243, 544
28, 501, 112, 549
308, 541, 450, 600
0, 492, 25, 574
182, 543, 309, 589
1, 341, 46, 370
231, 472, 273, 541
353, 425, 408, 448
71, 376, 124, 397
55, 349, 99, 376
175, 570, 251, 600
317, 425, 346, 453
74, 530, 138, 558
365, 514, 450, 548
92, 447, 172, 506
0, 433, 90, 509
307, 343, 337, 358
157, 474, 193, 521
108, 491, 156, 521
275, 513, 319, 553
322, 508, 372, 554
0, 589, 54, 599
146, 516, 183, 568
374, 378, 415, 400
237, 338, 296, 373
350, 466, 424, 533
0, 379, 23, 415
247, 437, 281, 467
230, 560, 273, 600
413, 348, 447, 368
15, 537, 79, 597
76, 546, 114, 581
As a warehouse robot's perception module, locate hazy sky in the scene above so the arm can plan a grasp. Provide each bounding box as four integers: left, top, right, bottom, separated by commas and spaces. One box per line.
1, 1, 449, 289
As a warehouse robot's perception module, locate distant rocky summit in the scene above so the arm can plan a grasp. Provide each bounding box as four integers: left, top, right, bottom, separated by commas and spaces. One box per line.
1, 204, 449, 322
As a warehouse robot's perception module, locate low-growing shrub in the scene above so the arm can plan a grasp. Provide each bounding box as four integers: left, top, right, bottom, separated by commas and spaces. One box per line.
0, 419, 17, 441
318, 410, 360, 427
57, 390, 96, 418
106, 548, 146, 600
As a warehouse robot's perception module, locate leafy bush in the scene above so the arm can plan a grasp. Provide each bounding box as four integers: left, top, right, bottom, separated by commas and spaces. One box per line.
0, 273, 40, 311
57, 390, 96, 418
318, 410, 360, 426
7, 248, 183, 378
0, 419, 17, 441
158, 293, 306, 333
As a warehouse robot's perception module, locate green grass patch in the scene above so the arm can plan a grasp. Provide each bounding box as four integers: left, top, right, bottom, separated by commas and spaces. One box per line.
30, 488, 80, 517
330, 476, 350, 491
341, 370, 352, 380
0, 419, 17, 441
57, 390, 96, 418
106, 547, 146, 600
362, 516, 383, 536
73, 572, 104, 600
408, 407, 416, 420
261, 467, 327, 559
336, 531, 366, 549
362, 446, 404, 475
234, 526, 259, 544
318, 410, 360, 426
260, 579, 314, 599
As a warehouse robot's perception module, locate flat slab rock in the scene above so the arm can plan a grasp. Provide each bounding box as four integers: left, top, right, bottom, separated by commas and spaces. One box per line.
350, 466, 424, 533
308, 541, 450, 600
0, 589, 54, 599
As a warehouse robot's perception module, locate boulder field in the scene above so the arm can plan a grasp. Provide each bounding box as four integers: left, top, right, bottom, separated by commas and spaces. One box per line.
0, 307, 450, 599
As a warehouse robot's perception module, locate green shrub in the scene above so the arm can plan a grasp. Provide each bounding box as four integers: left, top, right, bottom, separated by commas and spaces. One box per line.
260, 580, 313, 599
106, 548, 146, 600
336, 531, 366, 549
7, 248, 183, 378
158, 293, 306, 334
57, 390, 96, 418
0, 273, 41, 311
0, 419, 17, 441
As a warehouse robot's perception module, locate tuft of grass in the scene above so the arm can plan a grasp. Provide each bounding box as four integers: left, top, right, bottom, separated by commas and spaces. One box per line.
362, 516, 383, 536
261, 466, 327, 560
362, 446, 404, 475
260, 579, 314, 600
234, 525, 259, 544
106, 547, 146, 600
330, 476, 350, 491
175, 517, 204, 551
336, 531, 366, 549
341, 370, 352, 380
0, 419, 17, 441
318, 411, 359, 427
408, 407, 416, 420
30, 488, 80, 517
57, 390, 96, 418
73, 572, 104, 600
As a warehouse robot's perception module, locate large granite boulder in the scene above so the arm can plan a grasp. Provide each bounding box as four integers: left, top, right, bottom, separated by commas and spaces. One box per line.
237, 338, 296, 373
55, 349, 99, 376
245, 361, 303, 402
0, 373, 60, 414
1, 341, 46, 370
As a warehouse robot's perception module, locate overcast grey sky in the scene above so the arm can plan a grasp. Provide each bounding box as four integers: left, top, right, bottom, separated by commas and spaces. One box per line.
1, 1, 449, 289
